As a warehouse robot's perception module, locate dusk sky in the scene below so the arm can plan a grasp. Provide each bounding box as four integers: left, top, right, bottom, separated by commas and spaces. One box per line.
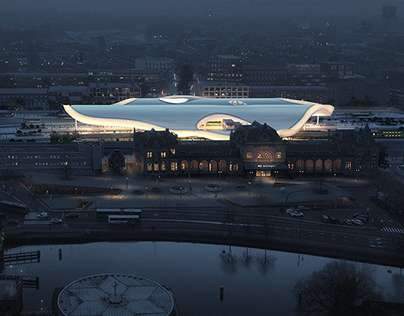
2, 0, 401, 16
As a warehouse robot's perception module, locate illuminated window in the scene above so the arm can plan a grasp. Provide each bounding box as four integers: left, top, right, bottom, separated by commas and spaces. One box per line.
170, 148, 176, 155
146, 163, 153, 171
263, 152, 273, 160
153, 163, 159, 171
181, 161, 188, 170
257, 153, 263, 159
246, 152, 253, 159
276, 152, 282, 159
161, 162, 166, 171
146, 152, 153, 158
345, 161, 352, 170
171, 162, 178, 171
161, 152, 167, 158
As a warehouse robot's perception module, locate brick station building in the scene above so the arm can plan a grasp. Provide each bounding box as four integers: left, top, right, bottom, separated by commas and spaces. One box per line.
131, 122, 380, 178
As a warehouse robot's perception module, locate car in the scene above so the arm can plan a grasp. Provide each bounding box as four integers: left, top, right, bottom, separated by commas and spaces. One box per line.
37, 212, 48, 219
344, 219, 353, 225
293, 211, 304, 217
328, 216, 339, 224
287, 209, 304, 217
50, 218, 63, 224
286, 208, 295, 214
355, 215, 368, 223
351, 219, 364, 226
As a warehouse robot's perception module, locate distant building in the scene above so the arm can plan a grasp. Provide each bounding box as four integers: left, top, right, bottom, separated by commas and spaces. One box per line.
0, 88, 48, 110
248, 85, 331, 103
193, 81, 249, 98
48, 85, 90, 105
88, 82, 141, 104
207, 55, 243, 82
242, 65, 287, 86
320, 62, 354, 80
0, 143, 102, 176
135, 57, 175, 74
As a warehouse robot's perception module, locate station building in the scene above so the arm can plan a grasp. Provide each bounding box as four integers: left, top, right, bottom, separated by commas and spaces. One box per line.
130, 122, 380, 178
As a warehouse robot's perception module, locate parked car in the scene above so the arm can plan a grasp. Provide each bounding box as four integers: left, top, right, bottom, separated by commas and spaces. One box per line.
287, 209, 304, 217
50, 218, 63, 224
37, 212, 48, 219
321, 214, 330, 223
351, 219, 364, 226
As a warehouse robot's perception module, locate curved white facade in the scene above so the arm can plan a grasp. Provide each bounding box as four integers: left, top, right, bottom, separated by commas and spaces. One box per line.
64, 96, 334, 140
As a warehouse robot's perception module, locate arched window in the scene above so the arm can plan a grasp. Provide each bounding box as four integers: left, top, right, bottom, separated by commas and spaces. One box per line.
209, 160, 218, 173
305, 160, 314, 173
199, 160, 209, 171
180, 160, 188, 171
191, 160, 199, 170
324, 159, 332, 173
296, 160, 305, 171
315, 159, 323, 173
333, 159, 342, 171
218, 160, 227, 172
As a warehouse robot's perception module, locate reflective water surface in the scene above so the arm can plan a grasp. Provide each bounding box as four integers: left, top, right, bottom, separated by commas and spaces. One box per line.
3, 242, 404, 315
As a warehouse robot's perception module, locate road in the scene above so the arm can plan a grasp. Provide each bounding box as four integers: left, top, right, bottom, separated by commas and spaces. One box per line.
5, 205, 404, 267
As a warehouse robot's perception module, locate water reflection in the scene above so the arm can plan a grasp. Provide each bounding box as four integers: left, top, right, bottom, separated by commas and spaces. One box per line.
220, 246, 277, 275
1, 241, 402, 316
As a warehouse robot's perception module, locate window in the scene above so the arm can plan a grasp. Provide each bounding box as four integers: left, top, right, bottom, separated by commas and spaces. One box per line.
276, 152, 282, 159
345, 161, 352, 170
171, 162, 178, 171
146, 163, 153, 171
170, 148, 176, 155
153, 163, 159, 171
181, 161, 188, 170
263, 152, 273, 160
161, 152, 167, 158
161, 162, 166, 171
245, 152, 253, 159
146, 152, 153, 158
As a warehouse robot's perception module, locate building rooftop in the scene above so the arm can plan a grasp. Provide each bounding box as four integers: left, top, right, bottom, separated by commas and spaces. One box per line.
64, 96, 334, 140
57, 274, 175, 316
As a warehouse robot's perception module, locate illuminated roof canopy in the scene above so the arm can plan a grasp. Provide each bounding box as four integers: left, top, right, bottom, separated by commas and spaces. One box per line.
64, 96, 334, 140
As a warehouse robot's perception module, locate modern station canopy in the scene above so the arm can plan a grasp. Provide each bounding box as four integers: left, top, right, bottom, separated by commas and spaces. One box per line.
64, 96, 334, 140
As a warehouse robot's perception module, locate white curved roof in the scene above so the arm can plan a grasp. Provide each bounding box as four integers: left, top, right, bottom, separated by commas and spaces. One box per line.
57, 274, 175, 316
64, 96, 334, 140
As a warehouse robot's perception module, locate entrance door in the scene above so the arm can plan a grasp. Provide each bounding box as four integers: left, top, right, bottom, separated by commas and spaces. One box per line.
256, 170, 272, 177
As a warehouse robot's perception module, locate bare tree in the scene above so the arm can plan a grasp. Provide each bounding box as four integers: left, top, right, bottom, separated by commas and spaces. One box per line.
295, 261, 381, 316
